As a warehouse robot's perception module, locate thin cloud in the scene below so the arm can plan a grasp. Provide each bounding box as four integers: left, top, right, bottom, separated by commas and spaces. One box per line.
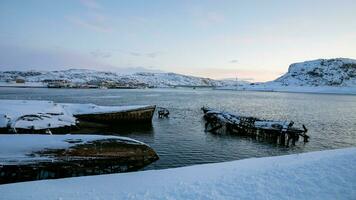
130, 52, 142, 57
90, 50, 112, 58
79, 0, 102, 10
229, 59, 238, 63
187, 5, 225, 27
129, 51, 159, 58
66, 15, 112, 33
146, 52, 158, 58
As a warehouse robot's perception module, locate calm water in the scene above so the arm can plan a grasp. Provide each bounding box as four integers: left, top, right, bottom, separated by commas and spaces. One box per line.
1, 87, 356, 170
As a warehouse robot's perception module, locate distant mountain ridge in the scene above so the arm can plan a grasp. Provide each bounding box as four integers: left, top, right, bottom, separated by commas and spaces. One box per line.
273, 58, 356, 87
0, 69, 235, 88
2, 58, 355, 89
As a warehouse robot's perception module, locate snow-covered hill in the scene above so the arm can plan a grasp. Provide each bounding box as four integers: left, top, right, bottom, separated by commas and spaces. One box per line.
216, 58, 356, 94
273, 58, 356, 87
0, 69, 233, 88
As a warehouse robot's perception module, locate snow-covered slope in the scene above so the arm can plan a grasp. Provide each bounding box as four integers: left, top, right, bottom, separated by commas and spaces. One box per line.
217, 58, 356, 94
1, 147, 355, 200
127, 72, 225, 87
0, 69, 232, 88
274, 58, 356, 87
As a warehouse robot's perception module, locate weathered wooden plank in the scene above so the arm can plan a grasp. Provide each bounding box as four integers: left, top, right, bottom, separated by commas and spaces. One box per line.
202, 107, 309, 146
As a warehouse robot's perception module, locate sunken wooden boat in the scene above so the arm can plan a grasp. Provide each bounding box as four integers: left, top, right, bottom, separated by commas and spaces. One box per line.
0, 134, 159, 184
202, 107, 309, 146
72, 105, 156, 124
0, 100, 156, 134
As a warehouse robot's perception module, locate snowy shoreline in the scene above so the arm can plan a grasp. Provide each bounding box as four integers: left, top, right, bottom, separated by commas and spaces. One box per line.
215, 85, 356, 95
1, 147, 355, 199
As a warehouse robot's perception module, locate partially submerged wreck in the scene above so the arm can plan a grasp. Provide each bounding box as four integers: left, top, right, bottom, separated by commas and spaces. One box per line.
62, 103, 156, 124
0, 100, 155, 134
0, 134, 159, 184
202, 107, 309, 146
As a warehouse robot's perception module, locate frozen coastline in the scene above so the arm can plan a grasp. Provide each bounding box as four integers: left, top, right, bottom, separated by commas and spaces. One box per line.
1, 147, 355, 200
216, 85, 356, 95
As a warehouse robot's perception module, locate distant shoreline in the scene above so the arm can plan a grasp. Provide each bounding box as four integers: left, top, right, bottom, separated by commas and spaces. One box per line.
1, 82, 355, 95
215, 85, 356, 95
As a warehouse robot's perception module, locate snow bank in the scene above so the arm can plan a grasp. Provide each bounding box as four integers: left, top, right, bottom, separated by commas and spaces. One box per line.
0, 134, 143, 165
1, 147, 355, 199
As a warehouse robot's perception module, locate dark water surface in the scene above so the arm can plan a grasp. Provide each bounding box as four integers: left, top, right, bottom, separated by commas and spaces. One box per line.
1, 88, 355, 169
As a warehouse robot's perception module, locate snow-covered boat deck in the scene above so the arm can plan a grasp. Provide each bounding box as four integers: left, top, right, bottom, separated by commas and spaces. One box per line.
0, 100, 155, 133
1, 147, 355, 199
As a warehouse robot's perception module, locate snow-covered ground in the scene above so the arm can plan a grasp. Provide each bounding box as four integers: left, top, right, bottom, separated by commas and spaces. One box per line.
0, 134, 143, 165
274, 58, 356, 87
1, 58, 355, 93
0, 81, 46, 88
0, 100, 152, 130
217, 84, 356, 95
0, 69, 232, 88
0, 147, 355, 199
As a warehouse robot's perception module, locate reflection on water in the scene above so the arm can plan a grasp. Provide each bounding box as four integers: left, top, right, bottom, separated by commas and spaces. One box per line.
0, 87, 355, 170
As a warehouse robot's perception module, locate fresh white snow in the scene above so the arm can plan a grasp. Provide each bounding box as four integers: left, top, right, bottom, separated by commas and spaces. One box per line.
0, 100, 153, 130
0, 81, 46, 88
1, 58, 355, 93
0, 147, 355, 200
0, 69, 231, 88
274, 58, 356, 87
0, 134, 143, 165
217, 58, 356, 95
0, 100, 76, 130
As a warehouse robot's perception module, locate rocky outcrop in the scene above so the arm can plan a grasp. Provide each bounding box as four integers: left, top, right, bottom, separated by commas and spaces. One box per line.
275, 58, 356, 87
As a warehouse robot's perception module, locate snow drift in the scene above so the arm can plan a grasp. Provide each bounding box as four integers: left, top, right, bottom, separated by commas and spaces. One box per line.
0, 147, 355, 199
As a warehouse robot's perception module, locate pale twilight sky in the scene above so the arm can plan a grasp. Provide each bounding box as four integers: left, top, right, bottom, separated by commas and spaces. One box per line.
0, 0, 355, 81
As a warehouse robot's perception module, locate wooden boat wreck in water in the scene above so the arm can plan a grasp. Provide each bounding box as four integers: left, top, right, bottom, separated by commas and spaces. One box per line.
0, 134, 159, 184
73, 105, 156, 124
202, 107, 309, 146
0, 100, 156, 134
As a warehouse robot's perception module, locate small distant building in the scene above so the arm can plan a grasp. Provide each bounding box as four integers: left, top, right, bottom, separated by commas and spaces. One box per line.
15, 77, 25, 84
42, 79, 71, 88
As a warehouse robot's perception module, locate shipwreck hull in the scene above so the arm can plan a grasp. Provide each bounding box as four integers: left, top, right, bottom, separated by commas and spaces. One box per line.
202, 107, 309, 146
75, 105, 156, 124
0, 136, 159, 184
0, 125, 77, 134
